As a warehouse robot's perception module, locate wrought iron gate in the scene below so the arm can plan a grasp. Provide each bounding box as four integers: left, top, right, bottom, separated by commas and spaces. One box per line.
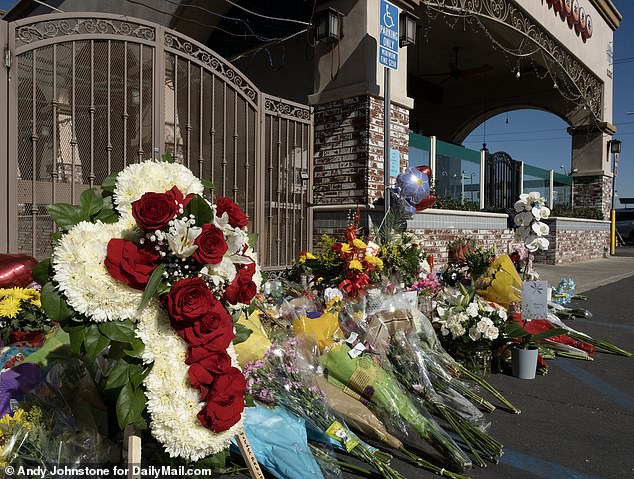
485, 151, 521, 210
0, 13, 312, 270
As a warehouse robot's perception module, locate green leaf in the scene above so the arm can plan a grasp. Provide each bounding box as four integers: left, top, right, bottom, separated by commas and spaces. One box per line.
196, 449, 228, 470
129, 364, 151, 389
244, 394, 255, 408
532, 327, 567, 343
161, 152, 175, 163
137, 263, 166, 313
124, 338, 146, 359
40, 282, 74, 322
105, 361, 131, 390
116, 383, 146, 430
47, 203, 86, 230
201, 178, 214, 189
84, 325, 111, 359
67, 327, 86, 355
51, 232, 63, 243
101, 172, 118, 193
32, 259, 51, 286
504, 321, 531, 339
233, 323, 252, 345
94, 207, 119, 224
182, 194, 213, 226
99, 320, 137, 343
80, 188, 103, 217
247, 233, 258, 249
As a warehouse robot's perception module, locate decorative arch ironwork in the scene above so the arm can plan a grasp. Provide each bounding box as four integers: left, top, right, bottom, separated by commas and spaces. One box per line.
420, 0, 604, 121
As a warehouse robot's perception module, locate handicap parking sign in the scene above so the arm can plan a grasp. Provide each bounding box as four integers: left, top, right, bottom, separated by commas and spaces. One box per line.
379, 0, 399, 70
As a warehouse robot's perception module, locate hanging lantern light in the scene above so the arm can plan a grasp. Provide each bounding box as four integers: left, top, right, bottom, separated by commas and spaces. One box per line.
399, 10, 419, 47
315, 7, 344, 44
562, 0, 573, 19
553, 0, 564, 13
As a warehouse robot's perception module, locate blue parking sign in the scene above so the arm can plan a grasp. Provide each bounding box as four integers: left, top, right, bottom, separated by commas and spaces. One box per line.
379, 0, 399, 70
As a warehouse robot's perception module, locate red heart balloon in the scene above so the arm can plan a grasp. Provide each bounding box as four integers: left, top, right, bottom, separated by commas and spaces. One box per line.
0, 254, 38, 288
415, 193, 436, 212
416, 165, 432, 182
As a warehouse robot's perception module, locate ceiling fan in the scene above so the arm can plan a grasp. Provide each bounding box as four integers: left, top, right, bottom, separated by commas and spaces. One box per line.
421, 46, 493, 82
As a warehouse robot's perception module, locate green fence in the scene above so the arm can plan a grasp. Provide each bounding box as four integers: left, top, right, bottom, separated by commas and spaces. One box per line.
408, 132, 572, 208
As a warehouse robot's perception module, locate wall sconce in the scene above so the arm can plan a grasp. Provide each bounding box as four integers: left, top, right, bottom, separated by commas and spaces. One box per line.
399, 10, 418, 47
315, 7, 344, 44
609, 138, 622, 155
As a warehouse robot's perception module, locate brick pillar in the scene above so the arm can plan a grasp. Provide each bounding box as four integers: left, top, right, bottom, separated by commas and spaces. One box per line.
572, 175, 612, 219
313, 94, 410, 206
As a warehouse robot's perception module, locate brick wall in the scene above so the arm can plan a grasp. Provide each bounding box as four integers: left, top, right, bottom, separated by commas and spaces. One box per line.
572, 175, 612, 219
533, 217, 610, 264
313, 95, 409, 205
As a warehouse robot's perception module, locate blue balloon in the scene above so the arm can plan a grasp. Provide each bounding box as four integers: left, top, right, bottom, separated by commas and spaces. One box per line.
396, 167, 430, 203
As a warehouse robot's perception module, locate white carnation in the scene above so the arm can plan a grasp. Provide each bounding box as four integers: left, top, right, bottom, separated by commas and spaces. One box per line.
113, 160, 204, 226
476, 317, 494, 333
52, 221, 143, 322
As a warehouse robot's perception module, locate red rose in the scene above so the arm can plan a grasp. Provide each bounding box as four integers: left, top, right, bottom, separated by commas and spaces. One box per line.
165, 186, 195, 210
188, 363, 216, 398
216, 196, 248, 228
193, 224, 228, 265
131, 190, 179, 232
223, 262, 257, 305
186, 348, 232, 374
197, 367, 246, 432
178, 322, 235, 349
105, 238, 160, 290
166, 277, 215, 323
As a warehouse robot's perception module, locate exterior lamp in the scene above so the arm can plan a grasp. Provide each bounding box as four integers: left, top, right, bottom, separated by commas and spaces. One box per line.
609, 138, 622, 154
608, 138, 622, 255
315, 8, 344, 44
399, 11, 419, 47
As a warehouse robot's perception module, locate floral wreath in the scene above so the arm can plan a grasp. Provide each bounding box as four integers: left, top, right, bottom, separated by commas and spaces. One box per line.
42, 159, 260, 461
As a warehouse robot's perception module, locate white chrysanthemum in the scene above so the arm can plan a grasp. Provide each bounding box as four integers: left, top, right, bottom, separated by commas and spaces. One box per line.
531, 221, 550, 237
114, 160, 204, 227
136, 303, 243, 461
52, 221, 142, 322
448, 321, 466, 339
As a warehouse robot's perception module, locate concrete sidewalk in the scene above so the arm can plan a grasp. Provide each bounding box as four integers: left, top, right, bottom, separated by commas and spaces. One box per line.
536, 246, 634, 293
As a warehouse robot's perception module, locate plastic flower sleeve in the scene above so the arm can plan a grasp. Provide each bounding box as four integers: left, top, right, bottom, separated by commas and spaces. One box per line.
321, 343, 472, 472
231, 404, 334, 479
244, 339, 408, 479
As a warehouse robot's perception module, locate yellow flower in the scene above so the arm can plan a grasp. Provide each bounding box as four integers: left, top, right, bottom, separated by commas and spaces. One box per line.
352, 238, 367, 249
348, 259, 363, 271
3, 288, 33, 301
340, 244, 352, 254
306, 252, 316, 260
0, 296, 21, 318
365, 255, 384, 269
298, 251, 316, 264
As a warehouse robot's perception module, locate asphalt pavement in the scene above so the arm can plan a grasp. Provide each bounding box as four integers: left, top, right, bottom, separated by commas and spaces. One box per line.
223, 248, 634, 479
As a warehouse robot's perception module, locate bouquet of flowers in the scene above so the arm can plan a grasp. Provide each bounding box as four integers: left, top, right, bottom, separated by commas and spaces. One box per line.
513, 191, 550, 272
244, 339, 407, 479
41, 158, 259, 462
0, 287, 50, 345
433, 284, 507, 348
295, 219, 383, 297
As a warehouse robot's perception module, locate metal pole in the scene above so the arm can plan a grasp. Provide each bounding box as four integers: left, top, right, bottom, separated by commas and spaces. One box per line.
479, 147, 486, 210
610, 152, 617, 255
549, 169, 554, 208
384, 67, 391, 217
